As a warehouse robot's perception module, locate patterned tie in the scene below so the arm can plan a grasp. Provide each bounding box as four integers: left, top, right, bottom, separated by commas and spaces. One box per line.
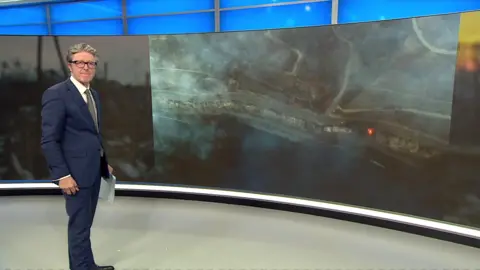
85, 88, 98, 131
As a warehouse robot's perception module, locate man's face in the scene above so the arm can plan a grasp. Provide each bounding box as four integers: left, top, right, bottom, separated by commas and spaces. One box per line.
68, 51, 97, 85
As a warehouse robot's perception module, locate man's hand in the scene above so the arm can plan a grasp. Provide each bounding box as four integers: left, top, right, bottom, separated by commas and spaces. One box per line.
108, 164, 114, 175
59, 176, 79, 195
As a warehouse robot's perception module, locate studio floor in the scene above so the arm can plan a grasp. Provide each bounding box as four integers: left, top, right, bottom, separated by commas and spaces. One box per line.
1, 195, 479, 269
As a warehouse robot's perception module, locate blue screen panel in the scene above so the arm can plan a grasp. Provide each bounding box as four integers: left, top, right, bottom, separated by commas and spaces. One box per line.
220, 0, 315, 9
220, 2, 331, 31
0, 24, 48, 35
128, 12, 215, 34
126, 0, 214, 16
339, 0, 480, 23
0, 5, 46, 26
50, 0, 122, 23
52, 19, 123, 35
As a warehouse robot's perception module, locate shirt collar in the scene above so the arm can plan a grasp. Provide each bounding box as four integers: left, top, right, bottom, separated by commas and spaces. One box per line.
70, 75, 90, 94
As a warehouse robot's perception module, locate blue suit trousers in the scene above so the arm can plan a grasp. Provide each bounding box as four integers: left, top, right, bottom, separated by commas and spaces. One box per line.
64, 169, 101, 270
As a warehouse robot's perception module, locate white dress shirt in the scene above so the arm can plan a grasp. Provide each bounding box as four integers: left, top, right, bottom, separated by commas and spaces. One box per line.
70, 76, 97, 113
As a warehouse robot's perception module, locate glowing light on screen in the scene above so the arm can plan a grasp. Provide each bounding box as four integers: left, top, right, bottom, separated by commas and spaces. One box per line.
367, 128, 375, 136
0, 183, 479, 240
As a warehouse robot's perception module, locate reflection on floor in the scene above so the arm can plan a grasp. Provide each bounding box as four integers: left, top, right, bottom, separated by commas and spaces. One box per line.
1, 196, 479, 268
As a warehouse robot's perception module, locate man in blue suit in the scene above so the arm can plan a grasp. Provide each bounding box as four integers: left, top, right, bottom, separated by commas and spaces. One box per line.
41, 43, 114, 270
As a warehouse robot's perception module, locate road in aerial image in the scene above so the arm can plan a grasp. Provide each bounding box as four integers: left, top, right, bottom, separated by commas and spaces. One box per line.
148, 13, 480, 228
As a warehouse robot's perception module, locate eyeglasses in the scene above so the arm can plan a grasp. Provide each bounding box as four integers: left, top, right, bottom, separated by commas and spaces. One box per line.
69, 60, 98, 69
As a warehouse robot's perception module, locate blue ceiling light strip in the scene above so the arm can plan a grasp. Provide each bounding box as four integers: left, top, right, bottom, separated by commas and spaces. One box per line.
126, 0, 214, 17
220, 0, 319, 9
338, 0, 480, 23
0, 23, 48, 34
220, 1, 331, 31
51, 19, 123, 35
49, 0, 122, 23
0, 4, 46, 25
127, 11, 215, 34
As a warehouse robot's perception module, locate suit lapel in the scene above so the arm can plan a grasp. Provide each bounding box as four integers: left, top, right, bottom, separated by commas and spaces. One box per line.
65, 79, 98, 133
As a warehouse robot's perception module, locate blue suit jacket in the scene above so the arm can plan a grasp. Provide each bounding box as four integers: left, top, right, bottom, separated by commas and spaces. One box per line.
41, 79, 110, 187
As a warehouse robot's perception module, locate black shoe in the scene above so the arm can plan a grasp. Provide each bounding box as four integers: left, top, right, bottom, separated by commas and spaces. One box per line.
94, 265, 114, 270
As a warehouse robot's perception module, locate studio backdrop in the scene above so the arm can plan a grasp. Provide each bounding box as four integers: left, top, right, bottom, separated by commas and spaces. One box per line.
1, 11, 480, 231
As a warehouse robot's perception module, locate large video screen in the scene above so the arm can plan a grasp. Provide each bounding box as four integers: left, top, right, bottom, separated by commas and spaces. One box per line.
1, 11, 479, 230
149, 12, 479, 228
0, 36, 154, 182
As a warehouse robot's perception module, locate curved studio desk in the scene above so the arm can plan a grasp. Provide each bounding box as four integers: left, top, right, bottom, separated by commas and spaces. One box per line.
1, 182, 480, 268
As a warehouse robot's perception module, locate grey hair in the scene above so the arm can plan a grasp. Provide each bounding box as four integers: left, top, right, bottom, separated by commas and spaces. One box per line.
66, 43, 98, 62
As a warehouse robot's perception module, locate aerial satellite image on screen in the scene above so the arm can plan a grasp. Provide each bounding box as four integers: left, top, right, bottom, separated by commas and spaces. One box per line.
148, 12, 480, 227
149, 13, 460, 163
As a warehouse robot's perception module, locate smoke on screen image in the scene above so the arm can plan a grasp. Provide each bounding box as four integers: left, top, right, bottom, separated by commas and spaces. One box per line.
145, 13, 480, 229
149, 14, 459, 161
